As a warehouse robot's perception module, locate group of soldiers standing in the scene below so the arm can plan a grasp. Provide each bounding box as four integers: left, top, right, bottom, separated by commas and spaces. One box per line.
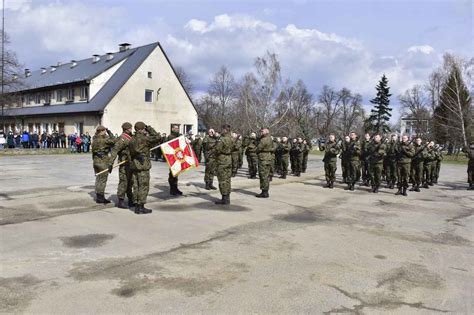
320, 132, 455, 195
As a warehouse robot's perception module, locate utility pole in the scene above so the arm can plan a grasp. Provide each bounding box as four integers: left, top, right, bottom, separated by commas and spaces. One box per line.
1, 0, 5, 132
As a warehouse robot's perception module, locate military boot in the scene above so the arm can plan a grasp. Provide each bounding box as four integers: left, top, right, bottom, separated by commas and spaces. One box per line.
225, 194, 230, 205
422, 183, 430, 189
175, 186, 183, 196
215, 195, 227, 205
128, 199, 135, 208
141, 204, 152, 214
402, 187, 408, 196
205, 182, 211, 190
350, 183, 355, 191
255, 190, 269, 198
374, 186, 379, 193
134, 204, 144, 214
209, 181, 217, 190
414, 185, 421, 192
96, 194, 111, 204
117, 198, 128, 209
468, 183, 474, 190
324, 181, 331, 188
409, 185, 416, 192
329, 181, 334, 189
395, 187, 403, 195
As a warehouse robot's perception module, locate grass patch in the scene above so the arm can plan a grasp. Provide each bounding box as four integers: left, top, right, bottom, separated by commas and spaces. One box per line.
442, 154, 468, 165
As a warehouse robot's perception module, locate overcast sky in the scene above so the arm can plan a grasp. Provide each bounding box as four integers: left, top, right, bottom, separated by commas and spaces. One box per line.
2, 0, 473, 119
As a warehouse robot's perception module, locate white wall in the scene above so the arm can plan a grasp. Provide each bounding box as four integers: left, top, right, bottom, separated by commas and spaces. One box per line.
102, 45, 198, 135
89, 59, 126, 99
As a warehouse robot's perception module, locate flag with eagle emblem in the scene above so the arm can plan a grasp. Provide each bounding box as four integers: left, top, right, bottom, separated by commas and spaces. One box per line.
161, 135, 199, 177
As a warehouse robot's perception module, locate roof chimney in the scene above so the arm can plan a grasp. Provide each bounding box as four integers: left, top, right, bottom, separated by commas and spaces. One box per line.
119, 43, 131, 52
92, 54, 100, 63
106, 52, 114, 61
70, 60, 77, 68
50, 65, 57, 72
25, 69, 31, 77
41, 67, 47, 74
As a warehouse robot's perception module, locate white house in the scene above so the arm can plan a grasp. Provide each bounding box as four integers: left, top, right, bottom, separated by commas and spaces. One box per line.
2, 42, 198, 136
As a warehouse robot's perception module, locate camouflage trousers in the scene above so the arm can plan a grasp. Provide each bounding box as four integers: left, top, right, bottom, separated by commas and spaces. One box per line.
411, 161, 424, 185
302, 153, 309, 172
423, 163, 433, 184
397, 162, 411, 189
238, 151, 244, 168
433, 161, 441, 181
468, 163, 473, 184
270, 157, 275, 177
231, 153, 240, 176
204, 158, 216, 183
117, 164, 133, 200
369, 163, 383, 187
361, 159, 370, 182
341, 159, 349, 182
348, 160, 360, 184
246, 153, 258, 177
385, 160, 398, 184
258, 160, 272, 191
324, 161, 337, 182
168, 170, 178, 188
132, 170, 150, 205
94, 164, 109, 194
280, 155, 289, 176
217, 163, 232, 195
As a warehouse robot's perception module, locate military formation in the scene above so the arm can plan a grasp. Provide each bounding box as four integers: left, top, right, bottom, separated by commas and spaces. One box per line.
320, 132, 455, 195
92, 122, 473, 214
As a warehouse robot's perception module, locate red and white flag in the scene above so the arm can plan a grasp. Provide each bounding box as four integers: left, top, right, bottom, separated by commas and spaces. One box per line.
161, 135, 199, 177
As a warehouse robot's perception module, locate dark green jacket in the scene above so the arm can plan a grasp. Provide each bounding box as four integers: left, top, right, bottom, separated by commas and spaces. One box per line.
321, 141, 340, 163
202, 135, 218, 160
368, 142, 386, 164
215, 133, 233, 165
129, 126, 161, 171
257, 135, 274, 162
395, 142, 415, 164
348, 140, 361, 161
92, 131, 115, 169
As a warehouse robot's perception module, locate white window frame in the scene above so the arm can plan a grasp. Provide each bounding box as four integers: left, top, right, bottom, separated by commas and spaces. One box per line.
145, 89, 154, 103
56, 90, 63, 102
79, 86, 89, 101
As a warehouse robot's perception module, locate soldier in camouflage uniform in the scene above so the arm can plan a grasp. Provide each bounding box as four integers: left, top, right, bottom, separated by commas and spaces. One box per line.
256, 128, 274, 198
395, 135, 414, 196
237, 135, 244, 169
192, 134, 203, 163
290, 138, 298, 174
345, 132, 361, 190
129, 122, 162, 214
274, 137, 282, 177
367, 134, 386, 193
462, 143, 474, 190
109, 122, 134, 209
360, 133, 371, 186
244, 132, 258, 179
410, 137, 426, 192
422, 141, 436, 188
167, 125, 183, 196
320, 134, 340, 188
432, 144, 443, 184
92, 125, 116, 204
302, 139, 310, 173
214, 124, 233, 205
231, 133, 241, 177
202, 129, 218, 190
294, 137, 304, 177
279, 137, 290, 179
340, 135, 351, 184
385, 134, 398, 189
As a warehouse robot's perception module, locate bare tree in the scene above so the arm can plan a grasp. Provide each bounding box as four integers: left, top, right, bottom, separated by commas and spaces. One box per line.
174, 66, 195, 98
239, 51, 290, 132
337, 88, 364, 135
398, 85, 431, 137
208, 66, 237, 125
316, 85, 342, 135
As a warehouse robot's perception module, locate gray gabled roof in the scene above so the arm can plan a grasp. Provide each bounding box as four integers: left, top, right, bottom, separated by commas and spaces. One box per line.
4, 42, 159, 117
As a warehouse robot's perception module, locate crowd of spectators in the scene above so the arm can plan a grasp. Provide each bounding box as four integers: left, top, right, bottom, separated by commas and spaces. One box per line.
0, 130, 91, 153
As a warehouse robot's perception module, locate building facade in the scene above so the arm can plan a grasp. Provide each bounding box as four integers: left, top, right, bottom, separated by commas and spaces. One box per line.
2, 42, 198, 136
400, 117, 430, 138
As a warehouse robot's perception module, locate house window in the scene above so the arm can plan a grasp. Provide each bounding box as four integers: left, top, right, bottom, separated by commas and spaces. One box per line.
67, 88, 75, 102
44, 92, 51, 104
145, 89, 153, 102
184, 124, 193, 134
34, 94, 41, 104
79, 86, 89, 101
147, 72, 152, 78
56, 90, 63, 102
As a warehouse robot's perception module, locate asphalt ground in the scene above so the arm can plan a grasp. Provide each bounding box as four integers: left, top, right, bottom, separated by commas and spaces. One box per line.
0, 154, 473, 314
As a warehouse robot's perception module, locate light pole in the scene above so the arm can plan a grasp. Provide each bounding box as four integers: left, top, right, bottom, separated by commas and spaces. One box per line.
1, 0, 5, 132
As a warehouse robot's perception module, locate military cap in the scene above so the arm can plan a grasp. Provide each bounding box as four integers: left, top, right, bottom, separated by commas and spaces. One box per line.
96, 125, 106, 132
121, 122, 133, 130
134, 121, 146, 130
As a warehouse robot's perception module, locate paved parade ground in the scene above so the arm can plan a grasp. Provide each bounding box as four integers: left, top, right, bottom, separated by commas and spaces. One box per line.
0, 154, 473, 314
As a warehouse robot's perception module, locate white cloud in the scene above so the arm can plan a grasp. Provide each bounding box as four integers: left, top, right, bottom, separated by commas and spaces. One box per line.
407, 45, 435, 54
1, 0, 31, 11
